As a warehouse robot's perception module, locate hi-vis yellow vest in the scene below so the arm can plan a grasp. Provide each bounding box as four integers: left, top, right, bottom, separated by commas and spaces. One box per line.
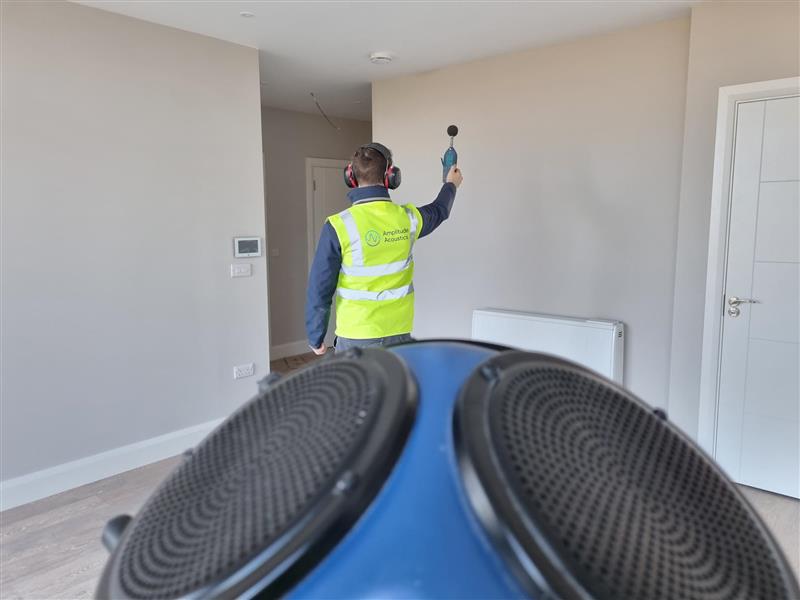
328, 201, 423, 339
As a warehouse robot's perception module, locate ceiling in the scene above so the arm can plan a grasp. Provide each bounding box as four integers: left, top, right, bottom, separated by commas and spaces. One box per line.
77, 1, 700, 121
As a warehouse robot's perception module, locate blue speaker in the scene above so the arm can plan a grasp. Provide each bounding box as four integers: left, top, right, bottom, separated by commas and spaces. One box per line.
96, 341, 799, 599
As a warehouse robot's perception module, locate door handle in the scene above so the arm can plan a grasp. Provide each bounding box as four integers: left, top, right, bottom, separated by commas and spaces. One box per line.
728, 296, 759, 308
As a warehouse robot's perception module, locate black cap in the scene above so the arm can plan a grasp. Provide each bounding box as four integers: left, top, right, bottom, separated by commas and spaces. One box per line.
447, 125, 459, 137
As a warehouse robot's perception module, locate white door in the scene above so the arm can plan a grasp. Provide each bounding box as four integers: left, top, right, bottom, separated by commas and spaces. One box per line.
310, 165, 350, 253
715, 95, 800, 498
307, 160, 350, 346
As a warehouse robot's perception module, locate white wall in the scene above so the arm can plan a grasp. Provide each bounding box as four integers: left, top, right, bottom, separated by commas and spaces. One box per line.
262, 107, 371, 351
1, 1, 267, 495
373, 18, 690, 408
668, 2, 800, 438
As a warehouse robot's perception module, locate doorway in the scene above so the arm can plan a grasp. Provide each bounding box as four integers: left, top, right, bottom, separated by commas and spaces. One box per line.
699, 78, 799, 498
305, 158, 351, 347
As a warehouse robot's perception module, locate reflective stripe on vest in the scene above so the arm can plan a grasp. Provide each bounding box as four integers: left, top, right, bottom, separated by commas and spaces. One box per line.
339, 210, 365, 266
337, 205, 419, 278
337, 283, 414, 301
341, 257, 411, 277
404, 206, 419, 257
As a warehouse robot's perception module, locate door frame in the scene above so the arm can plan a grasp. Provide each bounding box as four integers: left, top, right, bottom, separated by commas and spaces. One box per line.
305, 157, 350, 272
697, 77, 800, 454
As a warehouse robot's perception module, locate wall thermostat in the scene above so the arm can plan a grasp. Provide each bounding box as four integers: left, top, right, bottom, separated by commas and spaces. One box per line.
234, 237, 262, 258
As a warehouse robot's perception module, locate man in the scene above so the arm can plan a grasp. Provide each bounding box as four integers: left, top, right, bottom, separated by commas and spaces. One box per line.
306, 142, 463, 354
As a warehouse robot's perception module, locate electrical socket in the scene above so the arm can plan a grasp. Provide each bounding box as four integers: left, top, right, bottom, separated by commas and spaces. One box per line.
233, 363, 255, 379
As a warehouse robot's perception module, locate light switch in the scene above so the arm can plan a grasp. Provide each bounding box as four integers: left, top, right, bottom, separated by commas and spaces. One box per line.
270, 248, 280, 257
231, 263, 252, 278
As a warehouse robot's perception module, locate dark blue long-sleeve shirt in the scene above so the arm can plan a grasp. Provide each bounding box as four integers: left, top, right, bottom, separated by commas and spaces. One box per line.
305, 183, 456, 348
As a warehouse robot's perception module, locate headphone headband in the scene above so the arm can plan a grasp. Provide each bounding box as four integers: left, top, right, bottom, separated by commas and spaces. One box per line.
361, 143, 393, 167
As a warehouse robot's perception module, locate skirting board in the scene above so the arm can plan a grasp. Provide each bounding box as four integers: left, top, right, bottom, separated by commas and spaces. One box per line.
271, 339, 310, 360
0, 417, 223, 511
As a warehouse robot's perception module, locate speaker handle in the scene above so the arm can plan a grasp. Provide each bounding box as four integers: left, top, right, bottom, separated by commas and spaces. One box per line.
102, 514, 132, 553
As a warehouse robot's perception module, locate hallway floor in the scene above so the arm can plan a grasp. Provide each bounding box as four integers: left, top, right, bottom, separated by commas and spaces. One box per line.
269, 351, 320, 374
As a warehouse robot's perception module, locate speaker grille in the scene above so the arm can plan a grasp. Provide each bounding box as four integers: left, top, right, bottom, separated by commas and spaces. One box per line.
116, 359, 386, 599
457, 353, 798, 600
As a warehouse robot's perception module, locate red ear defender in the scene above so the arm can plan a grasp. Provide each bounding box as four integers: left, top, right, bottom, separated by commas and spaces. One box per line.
385, 165, 402, 190
343, 164, 358, 189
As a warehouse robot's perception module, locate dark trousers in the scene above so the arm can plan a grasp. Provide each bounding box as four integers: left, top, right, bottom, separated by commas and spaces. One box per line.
334, 334, 413, 353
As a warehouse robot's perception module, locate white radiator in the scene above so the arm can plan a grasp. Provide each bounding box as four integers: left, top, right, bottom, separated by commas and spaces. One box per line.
471, 309, 624, 383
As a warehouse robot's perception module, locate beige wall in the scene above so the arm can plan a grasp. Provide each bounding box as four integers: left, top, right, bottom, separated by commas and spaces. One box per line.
374, 18, 690, 408
1, 2, 267, 479
668, 2, 800, 437
262, 107, 371, 349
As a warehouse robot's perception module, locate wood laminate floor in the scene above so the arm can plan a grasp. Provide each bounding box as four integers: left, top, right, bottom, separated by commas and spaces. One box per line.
0, 456, 182, 599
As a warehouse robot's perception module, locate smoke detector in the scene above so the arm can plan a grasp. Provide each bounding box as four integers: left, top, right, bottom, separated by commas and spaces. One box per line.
369, 51, 394, 65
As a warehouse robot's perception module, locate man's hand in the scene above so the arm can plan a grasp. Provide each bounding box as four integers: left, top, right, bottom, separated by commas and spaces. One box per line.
311, 343, 327, 356
446, 165, 463, 188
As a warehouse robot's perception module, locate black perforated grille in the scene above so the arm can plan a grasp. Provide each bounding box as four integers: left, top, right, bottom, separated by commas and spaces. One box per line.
116, 360, 379, 599
488, 363, 796, 600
